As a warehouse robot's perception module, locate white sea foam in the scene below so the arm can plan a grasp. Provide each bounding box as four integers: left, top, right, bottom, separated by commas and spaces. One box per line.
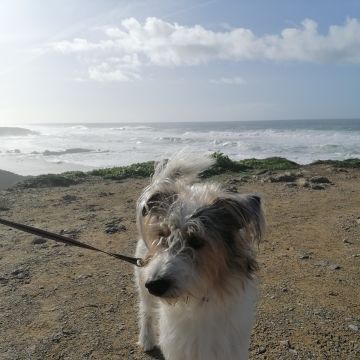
0, 120, 359, 175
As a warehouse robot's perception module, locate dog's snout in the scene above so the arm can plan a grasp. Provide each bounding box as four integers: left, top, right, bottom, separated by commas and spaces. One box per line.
145, 279, 172, 296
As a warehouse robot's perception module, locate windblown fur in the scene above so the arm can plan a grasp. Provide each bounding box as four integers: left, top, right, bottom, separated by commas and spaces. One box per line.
135, 152, 265, 360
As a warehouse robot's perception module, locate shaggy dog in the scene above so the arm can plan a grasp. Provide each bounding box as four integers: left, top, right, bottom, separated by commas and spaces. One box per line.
135, 152, 265, 360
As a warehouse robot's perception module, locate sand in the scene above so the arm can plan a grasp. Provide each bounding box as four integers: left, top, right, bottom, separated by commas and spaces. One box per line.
0, 164, 359, 359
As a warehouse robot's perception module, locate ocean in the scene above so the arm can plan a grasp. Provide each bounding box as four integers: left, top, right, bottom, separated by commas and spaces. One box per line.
1, 119, 360, 176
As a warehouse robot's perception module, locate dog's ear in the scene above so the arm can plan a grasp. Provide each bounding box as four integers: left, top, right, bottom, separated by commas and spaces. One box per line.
189, 194, 264, 242
142, 192, 177, 216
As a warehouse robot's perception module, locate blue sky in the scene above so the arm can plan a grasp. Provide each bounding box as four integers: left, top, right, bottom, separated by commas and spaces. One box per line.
1, 0, 360, 123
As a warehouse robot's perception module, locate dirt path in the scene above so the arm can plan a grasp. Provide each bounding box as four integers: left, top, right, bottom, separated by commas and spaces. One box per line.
0, 165, 359, 359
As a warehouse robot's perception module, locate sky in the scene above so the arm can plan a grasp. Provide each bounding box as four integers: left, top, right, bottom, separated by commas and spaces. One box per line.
1, 0, 360, 124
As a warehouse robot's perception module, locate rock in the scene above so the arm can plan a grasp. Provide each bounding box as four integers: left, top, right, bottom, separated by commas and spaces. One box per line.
105, 219, 127, 234
285, 183, 298, 188
309, 176, 332, 184
32, 237, 47, 245
311, 184, 326, 190
62, 194, 78, 203
51, 332, 63, 342
349, 324, 358, 331
15, 272, 26, 279
297, 178, 310, 188
328, 263, 341, 270
256, 169, 269, 175
313, 260, 328, 267
258, 346, 267, 354
0, 276, 9, 285
11, 268, 29, 279
289, 349, 298, 355
267, 172, 298, 183
60, 228, 81, 239
280, 339, 290, 348
298, 252, 311, 260
98, 191, 114, 197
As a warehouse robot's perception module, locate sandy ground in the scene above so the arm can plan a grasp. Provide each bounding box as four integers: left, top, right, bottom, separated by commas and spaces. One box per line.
0, 164, 359, 360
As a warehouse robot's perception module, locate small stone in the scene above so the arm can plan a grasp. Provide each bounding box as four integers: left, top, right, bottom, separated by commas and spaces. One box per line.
314, 260, 328, 267
51, 332, 62, 342
356, 218, 360, 225
311, 184, 326, 190
352, 254, 360, 258
0, 277, 8, 285
309, 176, 331, 184
298, 178, 310, 187
16, 272, 26, 279
343, 239, 352, 244
62, 194, 78, 203
280, 340, 290, 348
329, 263, 341, 270
289, 348, 298, 355
104, 219, 127, 234
256, 169, 269, 175
268, 173, 298, 183
258, 346, 267, 354
282, 287, 288, 292
298, 252, 311, 260
349, 324, 358, 331
32, 237, 47, 245
76, 274, 92, 280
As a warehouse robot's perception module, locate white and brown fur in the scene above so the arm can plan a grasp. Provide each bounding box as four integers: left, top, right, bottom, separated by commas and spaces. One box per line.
135, 152, 265, 360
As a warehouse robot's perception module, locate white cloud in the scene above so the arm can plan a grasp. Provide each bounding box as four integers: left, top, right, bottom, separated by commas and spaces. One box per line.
209, 76, 246, 85
51, 17, 360, 81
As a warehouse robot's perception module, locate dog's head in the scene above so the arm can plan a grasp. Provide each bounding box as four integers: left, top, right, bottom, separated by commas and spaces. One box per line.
136, 152, 265, 301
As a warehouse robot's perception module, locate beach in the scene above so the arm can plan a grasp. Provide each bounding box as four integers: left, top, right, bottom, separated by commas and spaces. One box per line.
0, 160, 359, 359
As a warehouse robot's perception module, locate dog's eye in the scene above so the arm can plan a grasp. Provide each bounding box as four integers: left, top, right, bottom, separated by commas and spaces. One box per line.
187, 234, 204, 250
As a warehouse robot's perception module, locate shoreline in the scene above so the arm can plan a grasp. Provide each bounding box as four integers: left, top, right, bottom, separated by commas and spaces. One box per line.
0, 154, 359, 190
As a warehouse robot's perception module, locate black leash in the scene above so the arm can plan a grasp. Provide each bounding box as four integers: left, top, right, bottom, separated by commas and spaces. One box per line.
0, 217, 143, 267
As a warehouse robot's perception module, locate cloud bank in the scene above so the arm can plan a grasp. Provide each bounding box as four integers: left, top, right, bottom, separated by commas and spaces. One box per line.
52, 17, 360, 81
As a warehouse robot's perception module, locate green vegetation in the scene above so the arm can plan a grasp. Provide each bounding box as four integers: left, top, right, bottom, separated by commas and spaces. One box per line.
201, 152, 249, 177
238, 157, 300, 170
202, 153, 299, 177
311, 158, 360, 168
15, 172, 88, 189
90, 161, 155, 180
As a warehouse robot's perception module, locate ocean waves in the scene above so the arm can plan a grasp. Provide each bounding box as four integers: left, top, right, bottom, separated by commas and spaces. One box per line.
0, 127, 39, 137
1, 120, 359, 175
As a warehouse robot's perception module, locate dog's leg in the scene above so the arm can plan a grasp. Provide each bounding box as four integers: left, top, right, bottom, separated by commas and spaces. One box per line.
135, 241, 156, 351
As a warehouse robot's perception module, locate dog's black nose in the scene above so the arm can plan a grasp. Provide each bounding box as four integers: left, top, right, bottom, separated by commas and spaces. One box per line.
145, 279, 172, 296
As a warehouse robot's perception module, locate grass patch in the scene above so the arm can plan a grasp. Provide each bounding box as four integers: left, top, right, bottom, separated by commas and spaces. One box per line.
310, 158, 360, 168
16, 172, 89, 189
201, 152, 249, 177
90, 161, 155, 180
238, 157, 300, 171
